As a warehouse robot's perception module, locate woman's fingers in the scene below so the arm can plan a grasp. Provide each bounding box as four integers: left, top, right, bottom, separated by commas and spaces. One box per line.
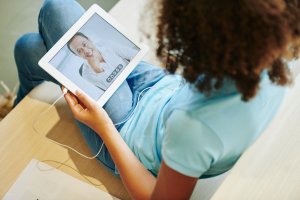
64, 91, 78, 105
75, 90, 94, 110
64, 93, 76, 109
64, 92, 84, 116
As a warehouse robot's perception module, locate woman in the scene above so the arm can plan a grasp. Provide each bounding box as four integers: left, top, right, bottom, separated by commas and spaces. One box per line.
14, 0, 300, 199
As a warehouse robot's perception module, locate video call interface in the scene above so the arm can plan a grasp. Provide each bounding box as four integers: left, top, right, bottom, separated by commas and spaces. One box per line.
50, 13, 140, 101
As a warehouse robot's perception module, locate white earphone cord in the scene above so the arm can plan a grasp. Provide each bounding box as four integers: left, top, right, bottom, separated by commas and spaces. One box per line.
33, 86, 152, 159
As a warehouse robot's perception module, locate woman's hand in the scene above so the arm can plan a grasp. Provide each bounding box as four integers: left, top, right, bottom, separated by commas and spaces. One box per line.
63, 88, 114, 133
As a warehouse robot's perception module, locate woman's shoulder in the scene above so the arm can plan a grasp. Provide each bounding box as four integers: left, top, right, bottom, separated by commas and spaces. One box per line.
162, 109, 224, 177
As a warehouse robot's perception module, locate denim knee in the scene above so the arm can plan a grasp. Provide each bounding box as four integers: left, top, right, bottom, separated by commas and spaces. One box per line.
14, 33, 42, 70
15, 33, 33, 57
14, 33, 58, 84
40, 0, 74, 16
39, 0, 84, 24
38, 0, 84, 47
38, 0, 72, 29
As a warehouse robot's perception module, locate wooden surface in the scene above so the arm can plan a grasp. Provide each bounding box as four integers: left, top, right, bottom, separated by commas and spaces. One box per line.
2, 0, 300, 199
0, 82, 130, 199
0, 1, 165, 199
0, 1, 161, 199
0, 0, 226, 198
0, 1, 142, 199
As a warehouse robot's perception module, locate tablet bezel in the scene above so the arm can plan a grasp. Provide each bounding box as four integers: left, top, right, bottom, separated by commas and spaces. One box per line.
38, 4, 148, 107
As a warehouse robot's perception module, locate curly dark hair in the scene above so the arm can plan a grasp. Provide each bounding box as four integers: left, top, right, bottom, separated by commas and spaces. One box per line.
157, 0, 300, 101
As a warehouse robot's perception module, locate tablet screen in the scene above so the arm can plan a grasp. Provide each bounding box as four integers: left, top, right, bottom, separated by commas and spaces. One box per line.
49, 13, 140, 101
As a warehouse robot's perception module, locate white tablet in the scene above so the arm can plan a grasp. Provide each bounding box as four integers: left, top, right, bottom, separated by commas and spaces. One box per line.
38, 4, 148, 107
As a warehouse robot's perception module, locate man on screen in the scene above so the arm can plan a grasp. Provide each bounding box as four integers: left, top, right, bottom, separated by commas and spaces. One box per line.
67, 32, 138, 91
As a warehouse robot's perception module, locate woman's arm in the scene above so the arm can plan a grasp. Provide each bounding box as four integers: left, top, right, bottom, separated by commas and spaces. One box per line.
64, 90, 198, 199
95, 121, 157, 199
153, 161, 198, 199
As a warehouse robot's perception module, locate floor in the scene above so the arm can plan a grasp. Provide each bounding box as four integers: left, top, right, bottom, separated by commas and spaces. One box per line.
0, 0, 118, 94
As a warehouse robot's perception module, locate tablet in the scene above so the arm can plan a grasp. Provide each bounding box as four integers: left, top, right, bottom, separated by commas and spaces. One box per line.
38, 4, 148, 107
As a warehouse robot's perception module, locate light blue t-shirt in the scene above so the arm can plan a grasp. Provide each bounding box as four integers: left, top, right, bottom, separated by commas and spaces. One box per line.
119, 73, 286, 178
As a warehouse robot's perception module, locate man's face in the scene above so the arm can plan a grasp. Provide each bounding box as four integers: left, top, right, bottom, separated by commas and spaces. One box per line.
69, 35, 97, 59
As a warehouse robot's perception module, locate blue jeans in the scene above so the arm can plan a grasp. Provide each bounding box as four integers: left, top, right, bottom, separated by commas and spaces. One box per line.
14, 0, 166, 174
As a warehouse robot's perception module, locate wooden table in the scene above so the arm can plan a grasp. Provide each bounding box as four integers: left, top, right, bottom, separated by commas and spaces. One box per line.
2, 0, 300, 199
0, 82, 131, 199
0, 0, 149, 199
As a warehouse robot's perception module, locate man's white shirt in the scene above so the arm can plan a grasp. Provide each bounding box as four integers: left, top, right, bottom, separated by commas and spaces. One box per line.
81, 41, 138, 91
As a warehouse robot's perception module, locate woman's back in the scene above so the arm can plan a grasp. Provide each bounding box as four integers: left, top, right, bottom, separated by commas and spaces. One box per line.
119, 66, 286, 178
